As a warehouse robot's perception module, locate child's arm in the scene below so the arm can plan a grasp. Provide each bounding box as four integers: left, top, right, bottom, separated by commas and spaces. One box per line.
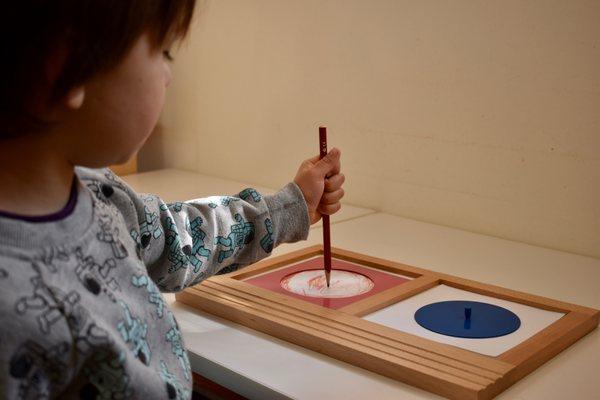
77, 150, 342, 292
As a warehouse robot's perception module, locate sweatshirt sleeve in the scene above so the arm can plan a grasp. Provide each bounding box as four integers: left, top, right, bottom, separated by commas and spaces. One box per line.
77, 168, 310, 292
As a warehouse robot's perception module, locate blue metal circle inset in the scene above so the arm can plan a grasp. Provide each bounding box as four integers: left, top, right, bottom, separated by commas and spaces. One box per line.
414, 300, 521, 339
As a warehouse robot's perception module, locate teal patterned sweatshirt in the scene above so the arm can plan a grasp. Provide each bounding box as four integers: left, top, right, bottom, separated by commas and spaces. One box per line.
0, 168, 310, 399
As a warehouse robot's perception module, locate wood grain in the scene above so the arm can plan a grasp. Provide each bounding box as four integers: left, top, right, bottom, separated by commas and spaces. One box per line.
178, 285, 506, 400
176, 246, 599, 400
338, 275, 439, 316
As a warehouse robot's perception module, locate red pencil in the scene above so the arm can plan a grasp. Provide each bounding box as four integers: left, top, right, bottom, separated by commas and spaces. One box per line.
319, 126, 332, 287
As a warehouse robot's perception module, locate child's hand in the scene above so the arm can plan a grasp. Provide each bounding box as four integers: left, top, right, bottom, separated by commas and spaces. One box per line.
293, 148, 345, 225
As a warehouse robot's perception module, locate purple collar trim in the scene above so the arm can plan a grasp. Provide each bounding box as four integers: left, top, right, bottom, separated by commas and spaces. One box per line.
0, 177, 78, 223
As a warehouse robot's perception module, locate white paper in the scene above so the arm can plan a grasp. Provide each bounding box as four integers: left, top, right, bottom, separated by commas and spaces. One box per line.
363, 284, 565, 356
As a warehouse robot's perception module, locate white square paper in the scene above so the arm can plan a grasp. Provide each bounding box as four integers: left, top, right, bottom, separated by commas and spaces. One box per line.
363, 284, 565, 356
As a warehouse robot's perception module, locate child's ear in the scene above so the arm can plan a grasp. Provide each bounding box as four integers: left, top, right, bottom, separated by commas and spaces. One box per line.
65, 85, 86, 110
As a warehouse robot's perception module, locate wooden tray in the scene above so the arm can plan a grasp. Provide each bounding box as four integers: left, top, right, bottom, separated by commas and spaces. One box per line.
176, 245, 599, 400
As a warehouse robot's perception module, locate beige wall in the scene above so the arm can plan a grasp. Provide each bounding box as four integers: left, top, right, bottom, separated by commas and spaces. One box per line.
140, 0, 600, 258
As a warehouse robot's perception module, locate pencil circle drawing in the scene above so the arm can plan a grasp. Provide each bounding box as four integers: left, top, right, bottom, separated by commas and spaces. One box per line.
280, 269, 374, 298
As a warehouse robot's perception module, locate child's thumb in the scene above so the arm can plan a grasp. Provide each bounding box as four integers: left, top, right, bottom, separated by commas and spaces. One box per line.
315, 148, 340, 176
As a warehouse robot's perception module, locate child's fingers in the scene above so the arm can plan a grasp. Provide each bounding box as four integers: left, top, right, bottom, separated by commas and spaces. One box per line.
324, 173, 345, 192
318, 202, 342, 215
321, 188, 345, 205
314, 148, 341, 178
304, 154, 321, 164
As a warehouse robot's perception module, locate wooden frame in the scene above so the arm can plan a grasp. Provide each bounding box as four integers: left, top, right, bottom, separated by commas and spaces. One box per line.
110, 155, 137, 176
176, 245, 599, 400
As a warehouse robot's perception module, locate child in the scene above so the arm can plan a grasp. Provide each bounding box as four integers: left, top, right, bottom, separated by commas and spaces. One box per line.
0, 1, 344, 399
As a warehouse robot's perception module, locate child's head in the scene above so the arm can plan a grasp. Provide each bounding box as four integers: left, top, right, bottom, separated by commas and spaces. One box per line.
0, 0, 195, 167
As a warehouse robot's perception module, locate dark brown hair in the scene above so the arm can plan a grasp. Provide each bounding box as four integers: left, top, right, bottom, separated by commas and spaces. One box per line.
0, 0, 196, 138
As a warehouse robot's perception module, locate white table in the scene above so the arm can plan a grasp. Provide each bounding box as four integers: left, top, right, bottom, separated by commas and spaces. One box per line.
123, 169, 600, 400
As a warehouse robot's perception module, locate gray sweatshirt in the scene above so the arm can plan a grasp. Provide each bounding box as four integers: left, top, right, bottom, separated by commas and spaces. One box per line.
0, 167, 310, 400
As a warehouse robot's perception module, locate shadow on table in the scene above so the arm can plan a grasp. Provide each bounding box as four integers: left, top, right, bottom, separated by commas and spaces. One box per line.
192, 372, 248, 400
